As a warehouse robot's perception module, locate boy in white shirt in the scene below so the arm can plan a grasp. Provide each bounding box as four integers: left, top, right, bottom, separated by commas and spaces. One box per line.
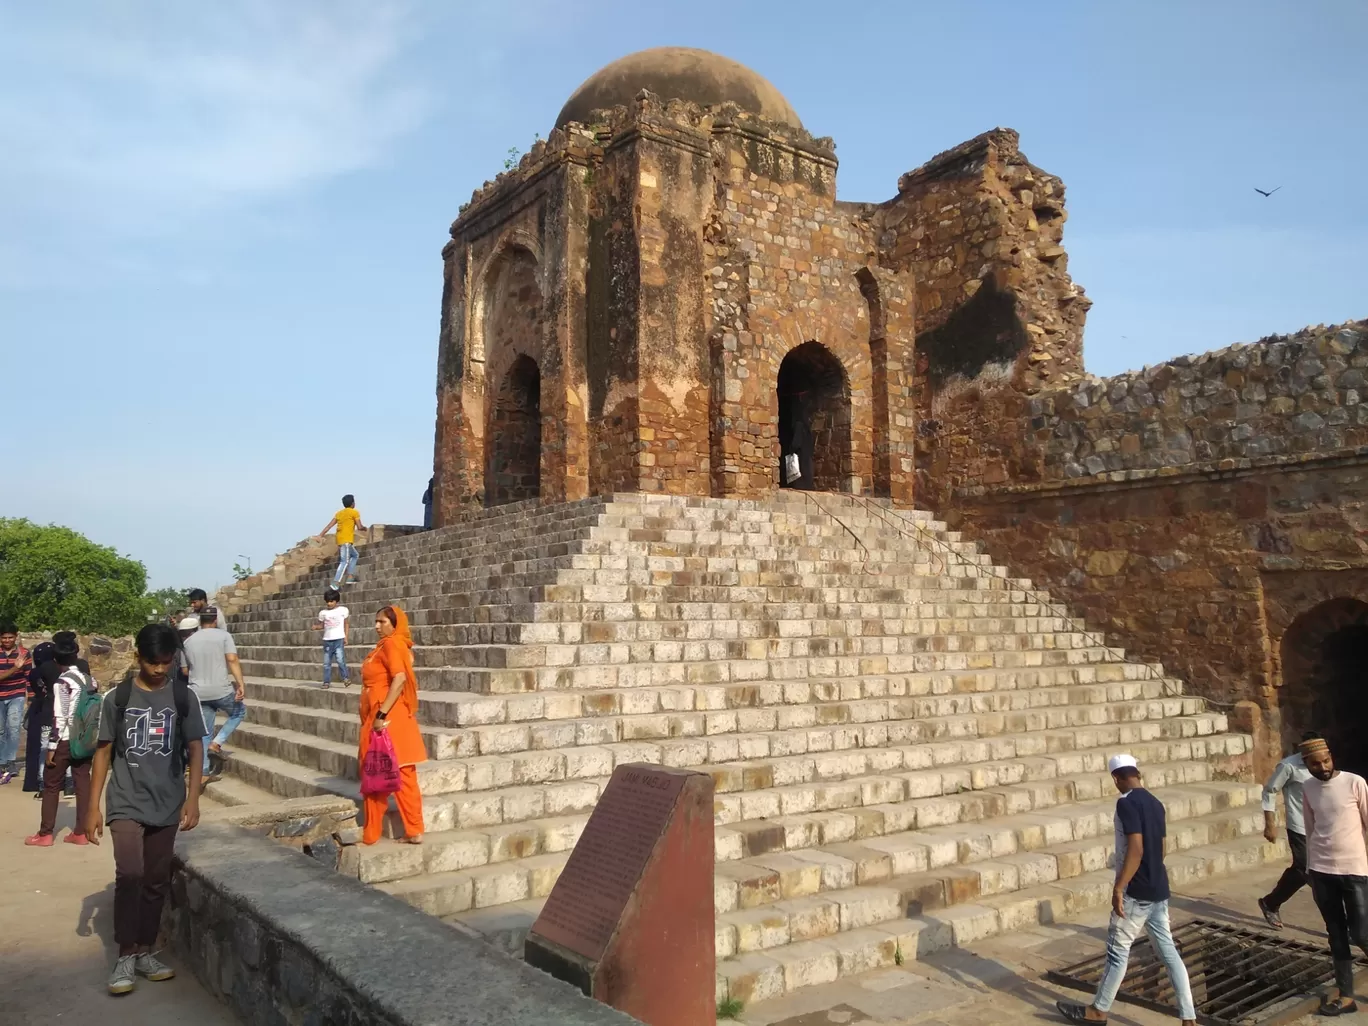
311, 588, 350, 689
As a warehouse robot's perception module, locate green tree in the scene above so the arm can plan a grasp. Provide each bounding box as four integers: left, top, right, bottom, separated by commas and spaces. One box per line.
0, 518, 154, 634
146, 586, 190, 620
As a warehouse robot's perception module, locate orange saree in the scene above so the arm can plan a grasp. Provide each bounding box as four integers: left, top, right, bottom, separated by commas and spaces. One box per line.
359, 607, 427, 843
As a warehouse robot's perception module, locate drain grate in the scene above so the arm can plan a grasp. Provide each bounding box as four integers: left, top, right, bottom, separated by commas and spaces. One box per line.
1046, 918, 1368, 1026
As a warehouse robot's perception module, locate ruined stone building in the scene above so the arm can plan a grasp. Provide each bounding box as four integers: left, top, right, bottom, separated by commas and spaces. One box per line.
190, 48, 1368, 1012
429, 47, 1367, 779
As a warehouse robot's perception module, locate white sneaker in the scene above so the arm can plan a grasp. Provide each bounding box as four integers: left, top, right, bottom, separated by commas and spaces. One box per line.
108, 954, 137, 995
136, 951, 175, 981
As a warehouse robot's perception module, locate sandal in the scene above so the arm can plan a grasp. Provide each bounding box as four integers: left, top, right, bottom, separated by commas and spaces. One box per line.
1258, 897, 1283, 930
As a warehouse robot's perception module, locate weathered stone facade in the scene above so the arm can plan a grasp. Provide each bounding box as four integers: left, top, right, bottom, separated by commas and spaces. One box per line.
928, 321, 1368, 777
431, 48, 918, 519
427, 45, 1366, 781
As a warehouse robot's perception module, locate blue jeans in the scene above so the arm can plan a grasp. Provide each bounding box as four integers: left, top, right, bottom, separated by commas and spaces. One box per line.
0, 695, 24, 769
200, 695, 246, 773
333, 543, 358, 585
1094, 897, 1195, 1021
323, 639, 349, 684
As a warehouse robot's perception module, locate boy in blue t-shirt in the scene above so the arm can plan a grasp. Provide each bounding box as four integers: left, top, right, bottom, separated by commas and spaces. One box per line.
1055, 755, 1197, 1026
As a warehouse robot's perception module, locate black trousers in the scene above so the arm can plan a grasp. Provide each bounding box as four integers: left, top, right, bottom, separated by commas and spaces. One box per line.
1262, 830, 1308, 910
1309, 870, 1368, 995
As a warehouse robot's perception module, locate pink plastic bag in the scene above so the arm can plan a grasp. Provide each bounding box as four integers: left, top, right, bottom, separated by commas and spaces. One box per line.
360, 729, 402, 796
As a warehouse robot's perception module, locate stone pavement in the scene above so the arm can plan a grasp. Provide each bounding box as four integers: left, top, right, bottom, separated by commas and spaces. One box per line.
0, 781, 239, 1025
732, 862, 1365, 1025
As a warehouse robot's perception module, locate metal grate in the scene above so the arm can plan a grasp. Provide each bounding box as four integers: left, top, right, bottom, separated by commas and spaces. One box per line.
1046, 918, 1368, 1026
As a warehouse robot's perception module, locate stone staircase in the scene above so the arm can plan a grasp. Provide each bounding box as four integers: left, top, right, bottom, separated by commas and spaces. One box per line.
225, 492, 1282, 1007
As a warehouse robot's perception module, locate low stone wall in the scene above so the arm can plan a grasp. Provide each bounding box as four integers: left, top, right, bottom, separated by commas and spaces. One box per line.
165, 823, 641, 1026
18, 632, 136, 686
201, 794, 365, 878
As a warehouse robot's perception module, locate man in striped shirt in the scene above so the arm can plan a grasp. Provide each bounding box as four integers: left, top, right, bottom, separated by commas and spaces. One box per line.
0, 622, 30, 784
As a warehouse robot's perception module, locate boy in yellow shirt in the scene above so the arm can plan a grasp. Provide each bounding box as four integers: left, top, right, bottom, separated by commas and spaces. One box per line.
318, 494, 365, 589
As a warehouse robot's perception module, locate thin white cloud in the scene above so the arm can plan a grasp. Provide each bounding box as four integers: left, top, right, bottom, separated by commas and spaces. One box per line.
0, 0, 430, 240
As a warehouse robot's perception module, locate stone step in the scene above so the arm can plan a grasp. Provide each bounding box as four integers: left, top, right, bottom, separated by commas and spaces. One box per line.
232, 580, 1056, 634
242, 679, 1198, 761
242, 645, 1143, 695
235, 627, 1121, 674
232, 721, 1246, 846
713, 830, 1289, 1005
433, 817, 1286, 1003
355, 760, 1240, 886
390, 779, 1255, 919
226, 690, 1227, 798
242, 668, 1186, 733
231, 600, 1081, 647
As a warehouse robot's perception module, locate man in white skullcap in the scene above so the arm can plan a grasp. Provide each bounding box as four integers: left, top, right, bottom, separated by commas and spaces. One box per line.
1056, 755, 1197, 1026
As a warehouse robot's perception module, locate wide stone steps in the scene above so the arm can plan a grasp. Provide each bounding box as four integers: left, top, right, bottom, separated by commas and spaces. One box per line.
242, 644, 1144, 695
241, 679, 1197, 761
423, 796, 1284, 1002
227, 693, 1223, 799
221, 492, 1265, 1003
241, 668, 1186, 732
236, 626, 1118, 676
231, 601, 1080, 649
223, 704, 1244, 844
357, 760, 1242, 888
376, 778, 1258, 916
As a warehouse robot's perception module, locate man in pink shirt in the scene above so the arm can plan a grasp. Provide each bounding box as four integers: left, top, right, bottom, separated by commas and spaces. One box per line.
1301, 736, 1368, 1016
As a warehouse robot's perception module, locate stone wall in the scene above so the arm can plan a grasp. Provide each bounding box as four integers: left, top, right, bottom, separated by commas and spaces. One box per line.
18, 632, 135, 686
879, 128, 1090, 396
166, 823, 642, 1026
935, 321, 1368, 768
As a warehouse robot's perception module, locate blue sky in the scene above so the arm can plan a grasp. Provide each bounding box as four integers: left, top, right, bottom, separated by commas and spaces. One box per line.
2, 1, 1364, 590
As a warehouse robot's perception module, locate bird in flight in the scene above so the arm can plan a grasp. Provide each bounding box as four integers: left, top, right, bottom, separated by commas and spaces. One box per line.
1254, 186, 1282, 197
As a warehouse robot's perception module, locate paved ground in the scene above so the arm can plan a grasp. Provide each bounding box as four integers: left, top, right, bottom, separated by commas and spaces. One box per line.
734, 863, 1365, 1026
0, 779, 239, 1025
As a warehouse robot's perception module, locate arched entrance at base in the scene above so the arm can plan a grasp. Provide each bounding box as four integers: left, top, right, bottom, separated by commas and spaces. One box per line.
485, 354, 541, 506
776, 341, 851, 492
1280, 597, 1368, 776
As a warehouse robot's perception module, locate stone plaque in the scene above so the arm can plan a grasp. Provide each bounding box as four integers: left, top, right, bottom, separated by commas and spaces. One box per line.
525, 764, 714, 1026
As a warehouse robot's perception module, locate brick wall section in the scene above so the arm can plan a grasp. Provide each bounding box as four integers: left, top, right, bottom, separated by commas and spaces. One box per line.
939, 321, 1368, 767
879, 128, 1090, 394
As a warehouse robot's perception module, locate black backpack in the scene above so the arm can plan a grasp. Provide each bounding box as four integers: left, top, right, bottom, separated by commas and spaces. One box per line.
112, 673, 195, 759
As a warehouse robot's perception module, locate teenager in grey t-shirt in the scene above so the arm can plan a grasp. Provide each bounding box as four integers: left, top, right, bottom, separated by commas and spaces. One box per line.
97, 682, 207, 827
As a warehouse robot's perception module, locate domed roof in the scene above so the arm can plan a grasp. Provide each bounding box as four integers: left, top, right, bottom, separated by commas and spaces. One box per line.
555, 47, 802, 130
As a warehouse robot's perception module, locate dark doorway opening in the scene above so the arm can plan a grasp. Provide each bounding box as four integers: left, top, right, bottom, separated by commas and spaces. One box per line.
1281, 598, 1368, 776
485, 355, 541, 506
776, 341, 851, 492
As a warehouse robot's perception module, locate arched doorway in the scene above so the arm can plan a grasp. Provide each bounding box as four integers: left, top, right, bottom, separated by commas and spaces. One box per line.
776, 341, 851, 492
485, 355, 541, 506
1280, 597, 1368, 775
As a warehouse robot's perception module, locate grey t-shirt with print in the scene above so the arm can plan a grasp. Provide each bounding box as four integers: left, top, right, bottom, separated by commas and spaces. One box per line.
98, 681, 207, 827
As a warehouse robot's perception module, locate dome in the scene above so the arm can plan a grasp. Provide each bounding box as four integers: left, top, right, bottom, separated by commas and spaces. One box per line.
555, 47, 802, 130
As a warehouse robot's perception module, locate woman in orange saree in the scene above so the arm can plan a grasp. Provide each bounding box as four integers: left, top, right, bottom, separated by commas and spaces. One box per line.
359, 605, 427, 844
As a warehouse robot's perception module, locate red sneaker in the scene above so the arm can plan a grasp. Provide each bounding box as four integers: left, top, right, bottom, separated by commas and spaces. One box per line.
23, 833, 54, 847
63, 832, 89, 845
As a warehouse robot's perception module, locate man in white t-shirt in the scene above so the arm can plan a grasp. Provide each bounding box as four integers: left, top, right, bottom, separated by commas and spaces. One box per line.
311, 588, 350, 689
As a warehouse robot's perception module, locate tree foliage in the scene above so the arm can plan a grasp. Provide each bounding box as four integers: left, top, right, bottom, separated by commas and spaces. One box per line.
0, 519, 155, 634
146, 586, 191, 619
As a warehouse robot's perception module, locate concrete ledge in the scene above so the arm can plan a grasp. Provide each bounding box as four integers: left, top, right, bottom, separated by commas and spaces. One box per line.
165, 823, 641, 1026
